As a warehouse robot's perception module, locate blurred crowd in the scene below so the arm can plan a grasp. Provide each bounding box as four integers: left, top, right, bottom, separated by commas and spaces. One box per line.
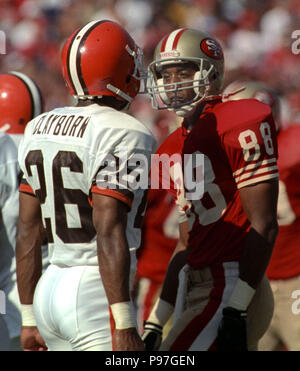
0, 0, 299, 143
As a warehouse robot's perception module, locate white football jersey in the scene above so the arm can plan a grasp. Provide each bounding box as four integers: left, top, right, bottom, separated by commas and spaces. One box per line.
0, 133, 22, 341
0, 133, 19, 288
19, 104, 156, 268
0, 132, 49, 342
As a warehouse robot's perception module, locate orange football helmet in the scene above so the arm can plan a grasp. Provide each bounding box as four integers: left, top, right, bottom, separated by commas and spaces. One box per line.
0, 71, 43, 134
61, 20, 145, 105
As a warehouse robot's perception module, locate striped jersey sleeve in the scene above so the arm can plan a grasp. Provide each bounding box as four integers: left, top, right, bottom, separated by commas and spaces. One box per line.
223, 118, 279, 189
19, 173, 36, 196
89, 113, 156, 211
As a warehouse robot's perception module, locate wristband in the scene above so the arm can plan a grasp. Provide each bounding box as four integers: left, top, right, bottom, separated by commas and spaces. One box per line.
147, 298, 174, 327
110, 302, 135, 330
21, 304, 37, 326
228, 278, 255, 311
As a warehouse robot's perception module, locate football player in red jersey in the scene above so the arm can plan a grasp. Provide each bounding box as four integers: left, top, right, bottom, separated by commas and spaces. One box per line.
142, 29, 278, 351
259, 122, 300, 351
16, 20, 155, 351
224, 81, 300, 350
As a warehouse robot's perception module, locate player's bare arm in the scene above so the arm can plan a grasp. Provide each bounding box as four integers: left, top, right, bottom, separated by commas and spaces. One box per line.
217, 179, 278, 351
16, 193, 44, 303
239, 179, 279, 289
160, 220, 190, 306
92, 193, 144, 351
16, 192, 47, 351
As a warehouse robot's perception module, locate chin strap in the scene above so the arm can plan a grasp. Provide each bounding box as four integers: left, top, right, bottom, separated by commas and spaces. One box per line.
75, 94, 130, 111
76, 95, 103, 100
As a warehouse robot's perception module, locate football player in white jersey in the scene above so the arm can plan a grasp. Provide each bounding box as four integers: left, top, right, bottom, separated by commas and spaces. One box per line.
0, 72, 44, 350
0, 132, 19, 351
16, 20, 156, 351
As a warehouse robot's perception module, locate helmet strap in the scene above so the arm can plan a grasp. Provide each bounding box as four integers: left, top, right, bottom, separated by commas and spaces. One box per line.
107, 84, 133, 103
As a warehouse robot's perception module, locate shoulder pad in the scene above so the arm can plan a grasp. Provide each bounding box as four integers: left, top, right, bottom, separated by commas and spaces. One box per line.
212, 99, 272, 133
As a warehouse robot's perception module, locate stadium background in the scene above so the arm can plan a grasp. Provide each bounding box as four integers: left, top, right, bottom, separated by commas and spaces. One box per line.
0, 0, 299, 144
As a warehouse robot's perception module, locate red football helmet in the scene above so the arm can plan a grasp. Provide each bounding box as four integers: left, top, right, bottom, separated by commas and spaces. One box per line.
0, 71, 43, 134
61, 20, 145, 105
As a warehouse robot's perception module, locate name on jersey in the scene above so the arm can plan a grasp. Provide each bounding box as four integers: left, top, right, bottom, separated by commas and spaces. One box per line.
32, 114, 90, 138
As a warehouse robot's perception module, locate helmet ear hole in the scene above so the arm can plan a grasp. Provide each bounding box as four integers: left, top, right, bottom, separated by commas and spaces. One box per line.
126, 75, 131, 83
211, 72, 218, 83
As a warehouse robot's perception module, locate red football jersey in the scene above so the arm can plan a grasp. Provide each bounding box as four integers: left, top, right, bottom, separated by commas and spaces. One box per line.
182, 99, 279, 269
266, 123, 300, 279
135, 131, 184, 326
136, 125, 188, 282
136, 188, 178, 283
151, 125, 189, 200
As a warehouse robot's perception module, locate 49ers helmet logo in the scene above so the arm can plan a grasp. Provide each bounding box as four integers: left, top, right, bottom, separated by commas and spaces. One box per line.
200, 38, 223, 60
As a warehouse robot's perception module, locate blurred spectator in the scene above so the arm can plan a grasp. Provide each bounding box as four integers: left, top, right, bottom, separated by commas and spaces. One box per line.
1, 0, 297, 124
1, 0, 298, 124
183, 0, 219, 33
0, 0, 300, 351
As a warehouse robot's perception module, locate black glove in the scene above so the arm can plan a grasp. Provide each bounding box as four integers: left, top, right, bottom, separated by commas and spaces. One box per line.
217, 307, 248, 351
141, 321, 163, 351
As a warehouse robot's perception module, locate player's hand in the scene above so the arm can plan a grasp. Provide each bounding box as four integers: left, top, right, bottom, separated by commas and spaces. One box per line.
217, 307, 248, 351
142, 321, 163, 351
113, 328, 145, 351
21, 326, 48, 351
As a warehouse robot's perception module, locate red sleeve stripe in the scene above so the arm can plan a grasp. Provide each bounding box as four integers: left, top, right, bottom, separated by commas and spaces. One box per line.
237, 173, 279, 189
91, 185, 132, 209
19, 183, 35, 195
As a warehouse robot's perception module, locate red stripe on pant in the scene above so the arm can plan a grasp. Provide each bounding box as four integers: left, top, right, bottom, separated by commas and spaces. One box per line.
169, 264, 225, 351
